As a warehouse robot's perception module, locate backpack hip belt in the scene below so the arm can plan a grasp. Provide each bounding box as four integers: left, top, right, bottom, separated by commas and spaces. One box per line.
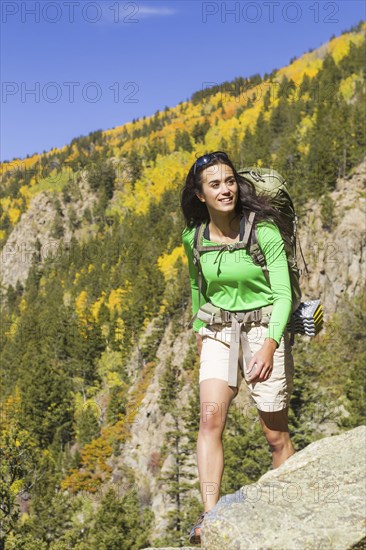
198, 304, 273, 388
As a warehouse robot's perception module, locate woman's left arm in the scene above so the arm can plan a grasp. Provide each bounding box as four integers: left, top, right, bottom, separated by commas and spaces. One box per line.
246, 222, 292, 382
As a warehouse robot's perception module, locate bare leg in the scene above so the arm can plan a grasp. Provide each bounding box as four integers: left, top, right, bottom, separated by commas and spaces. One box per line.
258, 406, 296, 469
197, 379, 238, 512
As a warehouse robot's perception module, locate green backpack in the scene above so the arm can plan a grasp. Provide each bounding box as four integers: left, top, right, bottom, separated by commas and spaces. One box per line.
192, 166, 304, 317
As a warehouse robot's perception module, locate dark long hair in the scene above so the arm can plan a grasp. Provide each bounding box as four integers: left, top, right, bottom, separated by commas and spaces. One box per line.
180, 152, 287, 235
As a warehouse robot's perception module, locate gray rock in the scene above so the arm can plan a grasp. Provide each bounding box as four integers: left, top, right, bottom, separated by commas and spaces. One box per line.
298, 158, 366, 317
0, 169, 99, 292
201, 425, 366, 549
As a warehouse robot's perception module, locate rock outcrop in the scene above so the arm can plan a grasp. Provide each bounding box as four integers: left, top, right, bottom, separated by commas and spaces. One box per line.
297, 159, 366, 315
0, 170, 98, 291
200, 425, 366, 549
142, 426, 366, 549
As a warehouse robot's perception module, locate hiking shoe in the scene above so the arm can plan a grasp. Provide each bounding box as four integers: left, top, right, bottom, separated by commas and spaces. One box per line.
189, 511, 208, 545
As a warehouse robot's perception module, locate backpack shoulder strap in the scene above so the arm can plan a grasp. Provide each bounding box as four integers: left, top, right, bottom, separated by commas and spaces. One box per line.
193, 222, 205, 265
250, 224, 271, 288
242, 211, 256, 247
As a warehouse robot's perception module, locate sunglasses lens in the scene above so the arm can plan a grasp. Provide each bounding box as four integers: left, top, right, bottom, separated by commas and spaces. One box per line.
197, 155, 210, 167
194, 151, 228, 174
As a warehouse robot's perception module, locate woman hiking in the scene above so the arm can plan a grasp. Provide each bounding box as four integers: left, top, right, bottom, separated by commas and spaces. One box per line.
180, 151, 296, 545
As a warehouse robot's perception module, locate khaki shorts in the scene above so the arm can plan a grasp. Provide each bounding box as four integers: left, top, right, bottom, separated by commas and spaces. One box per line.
198, 323, 294, 412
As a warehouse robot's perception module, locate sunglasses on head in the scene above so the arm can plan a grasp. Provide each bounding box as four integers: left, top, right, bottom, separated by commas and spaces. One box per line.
193, 151, 229, 176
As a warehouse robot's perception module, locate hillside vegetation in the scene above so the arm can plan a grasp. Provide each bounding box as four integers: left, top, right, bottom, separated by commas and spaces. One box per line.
0, 22, 365, 549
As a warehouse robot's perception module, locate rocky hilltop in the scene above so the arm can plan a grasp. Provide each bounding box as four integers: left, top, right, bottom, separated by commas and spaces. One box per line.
142, 425, 366, 549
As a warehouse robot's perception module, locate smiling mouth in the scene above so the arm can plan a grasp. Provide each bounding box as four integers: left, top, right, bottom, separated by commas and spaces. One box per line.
219, 197, 233, 203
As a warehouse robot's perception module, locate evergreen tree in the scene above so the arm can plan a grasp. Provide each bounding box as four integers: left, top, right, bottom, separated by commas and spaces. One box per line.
88, 161, 116, 199
228, 128, 241, 166
18, 451, 73, 546
305, 98, 348, 194
240, 129, 257, 167
17, 341, 74, 448
320, 192, 336, 231
50, 214, 65, 239
127, 150, 144, 184
253, 112, 272, 165
144, 137, 169, 164
0, 398, 37, 546
174, 130, 193, 153
90, 487, 153, 549
156, 355, 199, 547
77, 404, 100, 447
348, 84, 366, 168
270, 97, 290, 136
191, 119, 210, 144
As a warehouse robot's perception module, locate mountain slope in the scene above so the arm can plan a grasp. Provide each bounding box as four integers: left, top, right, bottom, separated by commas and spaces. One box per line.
0, 22, 365, 549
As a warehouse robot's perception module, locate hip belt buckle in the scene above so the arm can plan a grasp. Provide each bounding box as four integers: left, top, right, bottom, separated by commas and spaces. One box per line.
220, 309, 232, 324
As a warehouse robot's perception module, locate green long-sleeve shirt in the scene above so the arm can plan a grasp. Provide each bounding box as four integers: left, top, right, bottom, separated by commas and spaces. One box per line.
182, 221, 292, 345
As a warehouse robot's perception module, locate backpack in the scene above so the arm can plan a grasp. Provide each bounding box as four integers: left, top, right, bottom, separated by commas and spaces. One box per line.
192, 166, 304, 321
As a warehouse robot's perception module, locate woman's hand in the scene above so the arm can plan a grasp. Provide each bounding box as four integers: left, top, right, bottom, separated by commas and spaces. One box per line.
196, 333, 203, 356
245, 338, 277, 383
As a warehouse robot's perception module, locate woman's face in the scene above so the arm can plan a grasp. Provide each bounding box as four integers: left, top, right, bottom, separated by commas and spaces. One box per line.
195, 162, 238, 214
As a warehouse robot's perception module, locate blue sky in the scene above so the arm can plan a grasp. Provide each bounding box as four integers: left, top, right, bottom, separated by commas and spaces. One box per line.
1, 0, 365, 162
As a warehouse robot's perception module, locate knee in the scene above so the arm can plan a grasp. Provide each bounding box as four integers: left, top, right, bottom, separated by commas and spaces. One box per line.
264, 431, 290, 453
199, 410, 225, 435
